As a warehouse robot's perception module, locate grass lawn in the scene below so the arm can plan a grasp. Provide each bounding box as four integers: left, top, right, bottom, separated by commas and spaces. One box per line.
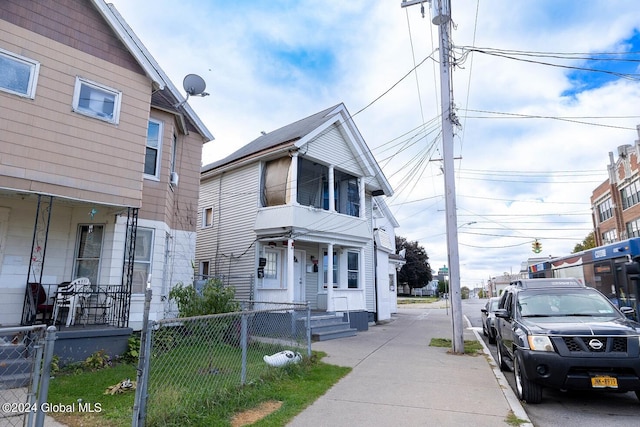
47, 352, 350, 426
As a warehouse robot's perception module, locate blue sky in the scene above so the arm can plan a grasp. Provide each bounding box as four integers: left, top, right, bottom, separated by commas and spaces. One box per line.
109, 0, 640, 287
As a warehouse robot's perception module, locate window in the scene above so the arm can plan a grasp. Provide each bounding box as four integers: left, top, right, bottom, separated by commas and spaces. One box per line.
597, 198, 613, 222
170, 134, 178, 175
0, 48, 40, 98
626, 219, 640, 239
144, 119, 163, 178
72, 77, 121, 123
264, 251, 279, 279
200, 261, 210, 280
202, 207, 213, 228
323, 250, 338, 288
130, 228, 154, 294
74, 225, 104, 287
347, 251, 359, 288
261, 157, 291, 206
335, 170, 360, 217
260, 248, 283, 288
602, 229, 617, 244
621, 181, 640, 210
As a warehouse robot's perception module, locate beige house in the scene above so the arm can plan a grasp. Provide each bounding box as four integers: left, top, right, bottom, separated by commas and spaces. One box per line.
0, 0, 213, 342
196, 104, 395, 328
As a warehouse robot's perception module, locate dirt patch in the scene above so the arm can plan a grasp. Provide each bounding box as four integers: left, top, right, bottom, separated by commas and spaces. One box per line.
231, 400, 283, 427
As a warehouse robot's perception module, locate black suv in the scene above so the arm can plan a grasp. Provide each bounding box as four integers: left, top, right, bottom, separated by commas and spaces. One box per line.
494, 278, 640, 403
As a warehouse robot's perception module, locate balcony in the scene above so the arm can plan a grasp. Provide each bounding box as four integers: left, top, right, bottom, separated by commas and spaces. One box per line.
255, 204, 370, 244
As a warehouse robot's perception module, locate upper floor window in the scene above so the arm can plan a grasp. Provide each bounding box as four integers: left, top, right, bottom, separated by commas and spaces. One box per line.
202, 207, 213, 228
335, 170, 360, 217
145, 119, 163, 178
0, 48, 40, 98
72, 77, 121, 124
621, 180, 640, 210
596, 198, 613, 222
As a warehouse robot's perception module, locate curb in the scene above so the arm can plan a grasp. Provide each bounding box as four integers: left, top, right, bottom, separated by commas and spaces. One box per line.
464, 315, 534, 427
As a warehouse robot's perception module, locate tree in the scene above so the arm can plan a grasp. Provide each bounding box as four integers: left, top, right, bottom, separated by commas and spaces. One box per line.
572, 231, 596, 253
396, 236, 433, 291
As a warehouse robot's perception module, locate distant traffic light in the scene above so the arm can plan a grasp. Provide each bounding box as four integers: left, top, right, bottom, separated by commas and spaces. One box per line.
532, 239, 542, 254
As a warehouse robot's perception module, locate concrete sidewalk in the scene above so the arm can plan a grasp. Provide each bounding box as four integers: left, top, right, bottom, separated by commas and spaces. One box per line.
288, 303, 533, 427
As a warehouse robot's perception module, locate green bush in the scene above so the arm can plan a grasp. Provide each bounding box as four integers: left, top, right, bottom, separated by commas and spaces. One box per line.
169, 278, 240, 317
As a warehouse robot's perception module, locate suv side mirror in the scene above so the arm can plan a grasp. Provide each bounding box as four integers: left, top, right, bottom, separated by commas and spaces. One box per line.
494, 308, 509, 319
620, 306, 636, 318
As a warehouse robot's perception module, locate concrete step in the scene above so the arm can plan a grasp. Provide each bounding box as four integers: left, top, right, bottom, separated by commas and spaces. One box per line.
309, 314, 357, 341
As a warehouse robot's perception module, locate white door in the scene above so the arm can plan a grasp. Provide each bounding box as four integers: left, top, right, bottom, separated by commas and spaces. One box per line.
294, 250, 305, 302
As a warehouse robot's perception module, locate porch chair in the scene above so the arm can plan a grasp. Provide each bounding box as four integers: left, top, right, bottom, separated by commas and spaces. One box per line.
28, 283, 55, 324
52, 277, 91, 327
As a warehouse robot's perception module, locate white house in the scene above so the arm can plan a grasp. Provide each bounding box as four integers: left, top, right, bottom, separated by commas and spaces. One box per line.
196, 103, 394, 329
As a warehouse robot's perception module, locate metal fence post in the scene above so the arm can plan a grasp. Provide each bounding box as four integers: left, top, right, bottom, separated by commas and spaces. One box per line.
27, 340, 43, 427
306, 303, 312, 357
132, 286, 152, 427
240, 312, 248, 385
34, 326, 57, 427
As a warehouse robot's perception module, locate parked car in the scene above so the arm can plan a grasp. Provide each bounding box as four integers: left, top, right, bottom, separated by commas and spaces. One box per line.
494, 278, 640, 404
481, 297, 501, 344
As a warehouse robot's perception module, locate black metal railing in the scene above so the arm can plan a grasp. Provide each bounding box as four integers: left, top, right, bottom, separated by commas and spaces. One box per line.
22, 283, 129, 328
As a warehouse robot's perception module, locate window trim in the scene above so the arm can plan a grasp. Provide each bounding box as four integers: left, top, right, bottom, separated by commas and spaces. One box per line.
72, 77, 121, 124
130, 227, 154, 294
202, 207, 214, 228
0, 47, 40, 99
259, 248, 284, 289
144, 118, 163, 179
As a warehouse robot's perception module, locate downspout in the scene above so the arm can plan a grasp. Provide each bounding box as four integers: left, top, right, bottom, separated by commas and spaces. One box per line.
373, 238, 378, 323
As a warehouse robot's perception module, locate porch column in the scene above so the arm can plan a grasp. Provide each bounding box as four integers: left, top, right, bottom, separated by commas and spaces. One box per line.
290, 152, 299, 205
327, 242, 334, 311
287, 239, 295, 302
328, 165, 335, 211
359, 177, 365, 218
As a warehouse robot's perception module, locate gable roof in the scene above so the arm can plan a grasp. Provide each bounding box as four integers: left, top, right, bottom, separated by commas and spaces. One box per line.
202, 103, 393, 196
91, 0, 213, 142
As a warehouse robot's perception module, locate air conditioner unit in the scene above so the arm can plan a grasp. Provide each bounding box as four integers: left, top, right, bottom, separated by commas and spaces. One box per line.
169, 171, 179, 186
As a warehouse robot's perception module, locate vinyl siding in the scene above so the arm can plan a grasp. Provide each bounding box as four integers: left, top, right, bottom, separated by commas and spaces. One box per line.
0, 18, 150, 207
196, 163, 261, 300
302, 124, 365, 177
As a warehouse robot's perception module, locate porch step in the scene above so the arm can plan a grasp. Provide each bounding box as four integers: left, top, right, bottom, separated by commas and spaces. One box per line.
0, 338, 31, 389
309, 313, 357, 342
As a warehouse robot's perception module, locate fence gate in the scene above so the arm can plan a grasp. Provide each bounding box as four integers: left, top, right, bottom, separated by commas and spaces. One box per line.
0, 325, 55, 427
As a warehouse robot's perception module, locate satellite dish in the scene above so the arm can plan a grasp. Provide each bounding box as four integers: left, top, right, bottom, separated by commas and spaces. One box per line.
183, 74, 206, 96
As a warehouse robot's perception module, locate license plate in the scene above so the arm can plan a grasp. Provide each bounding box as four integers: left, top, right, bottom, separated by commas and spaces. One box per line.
591, 376, 618, 388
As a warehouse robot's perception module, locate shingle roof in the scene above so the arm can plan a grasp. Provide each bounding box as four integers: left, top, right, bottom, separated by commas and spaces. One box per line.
202, 104, 342, 172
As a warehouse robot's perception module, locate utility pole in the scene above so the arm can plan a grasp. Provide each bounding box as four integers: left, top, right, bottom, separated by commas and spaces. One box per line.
401, 0, 464, 353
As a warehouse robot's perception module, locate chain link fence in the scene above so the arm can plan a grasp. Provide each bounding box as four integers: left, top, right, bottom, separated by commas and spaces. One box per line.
139, 302, 311, 425
0, 325, 56, 427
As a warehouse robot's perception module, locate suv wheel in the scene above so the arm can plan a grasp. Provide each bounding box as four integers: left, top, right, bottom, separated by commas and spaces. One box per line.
496, 338, 510, 371
488, 328, 496, 345
514, 350, 542, 404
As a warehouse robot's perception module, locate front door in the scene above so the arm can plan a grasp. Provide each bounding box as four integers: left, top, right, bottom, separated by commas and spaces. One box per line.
294, 250, 305, 302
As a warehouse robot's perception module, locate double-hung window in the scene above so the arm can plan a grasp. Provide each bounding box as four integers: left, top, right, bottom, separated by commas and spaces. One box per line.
145, 119, 163, 179
129, 228, 154, 294
0, 48, 40, 98
72, 77, 121, 123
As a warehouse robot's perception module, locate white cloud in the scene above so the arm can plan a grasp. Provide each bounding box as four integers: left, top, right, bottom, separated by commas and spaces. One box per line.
109, 0, 640, 288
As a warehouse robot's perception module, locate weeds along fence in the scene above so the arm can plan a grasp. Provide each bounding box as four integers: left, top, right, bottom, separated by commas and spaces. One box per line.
140, 302, 311, 425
